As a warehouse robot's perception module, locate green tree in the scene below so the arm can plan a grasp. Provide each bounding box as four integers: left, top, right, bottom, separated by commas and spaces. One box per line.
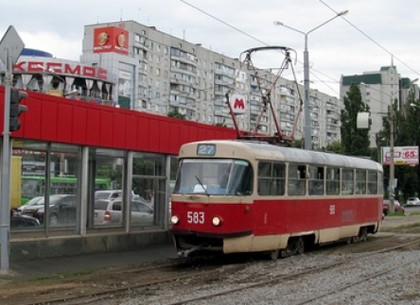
290, 139, 304, 148
324, 141, 342, 153
167, 108, 186, 120
340, 84, 371, 156
385, 94, 420, 201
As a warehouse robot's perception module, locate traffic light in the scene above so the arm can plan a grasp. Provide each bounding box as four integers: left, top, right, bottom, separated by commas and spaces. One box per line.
9, 88, 28, 131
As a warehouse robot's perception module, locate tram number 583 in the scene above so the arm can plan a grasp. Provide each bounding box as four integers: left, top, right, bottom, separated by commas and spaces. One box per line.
187, 211, 205, 224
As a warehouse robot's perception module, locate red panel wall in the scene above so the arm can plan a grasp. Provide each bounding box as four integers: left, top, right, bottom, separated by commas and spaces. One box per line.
0, 87, 236, 155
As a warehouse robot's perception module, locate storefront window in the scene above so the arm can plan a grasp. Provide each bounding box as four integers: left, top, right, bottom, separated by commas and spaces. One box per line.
89, 148, 125, 228
10, 141, 171, 234
46, 144, 80, 228
132, 152, 166, 228
11, 142, 81, 230
11, 141, 48, 231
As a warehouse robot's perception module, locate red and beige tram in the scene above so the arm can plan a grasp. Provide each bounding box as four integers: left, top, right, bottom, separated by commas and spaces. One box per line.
170, 140, 383, 259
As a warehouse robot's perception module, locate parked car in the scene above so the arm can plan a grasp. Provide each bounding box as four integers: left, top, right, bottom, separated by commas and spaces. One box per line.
10, 210, 40, 229
32, 194, 77, 225
95, 190, 140, 200
17, 196, 44, 214
406, 197, 420, 207
383, 199, 405, 216
94, 198, 154, 226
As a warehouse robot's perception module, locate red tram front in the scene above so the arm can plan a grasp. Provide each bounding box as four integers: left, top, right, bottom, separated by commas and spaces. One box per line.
170, 140, 383, 258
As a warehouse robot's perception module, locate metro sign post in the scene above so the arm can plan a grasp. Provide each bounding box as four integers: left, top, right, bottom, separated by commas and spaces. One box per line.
226, 93, 247, 139
229, 93, 247, 115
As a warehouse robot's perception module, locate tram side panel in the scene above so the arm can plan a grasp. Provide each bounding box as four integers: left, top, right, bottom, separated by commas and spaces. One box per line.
252, 197, 381, 238
222, 196, 381, 253
172, 195, 382, 256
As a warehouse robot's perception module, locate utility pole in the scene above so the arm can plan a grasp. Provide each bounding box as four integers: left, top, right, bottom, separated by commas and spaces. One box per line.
388, 105, 395, 214
0, 26, 24, 272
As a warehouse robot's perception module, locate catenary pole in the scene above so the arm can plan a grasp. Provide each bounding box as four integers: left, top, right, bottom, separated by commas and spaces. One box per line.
274, 10, 348, 149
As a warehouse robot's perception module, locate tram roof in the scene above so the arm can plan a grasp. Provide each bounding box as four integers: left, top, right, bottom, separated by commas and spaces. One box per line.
183, 140, 383, 172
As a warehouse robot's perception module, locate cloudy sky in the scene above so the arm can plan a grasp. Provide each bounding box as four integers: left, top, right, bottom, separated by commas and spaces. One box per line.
1, 0, 419, 97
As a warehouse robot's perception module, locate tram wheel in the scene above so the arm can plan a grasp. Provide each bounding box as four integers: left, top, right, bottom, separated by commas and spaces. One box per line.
280, 237, 305, 258
270, 249, 280, 261
352, 227, 368, 243
296, 237, 305, 254
359, 227, 368, 241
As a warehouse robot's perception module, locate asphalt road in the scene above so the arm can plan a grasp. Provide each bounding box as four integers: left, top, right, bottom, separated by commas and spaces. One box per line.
404, 205, 420, 214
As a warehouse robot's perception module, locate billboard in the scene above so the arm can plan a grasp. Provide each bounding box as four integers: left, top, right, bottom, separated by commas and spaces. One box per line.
93, 26, 129, 55
382, 146, 419, 165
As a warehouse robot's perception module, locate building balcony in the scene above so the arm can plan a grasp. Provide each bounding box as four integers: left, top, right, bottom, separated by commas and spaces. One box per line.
170, 65, 197, 77
171, 54, 197, 68
214, 68, 235, 77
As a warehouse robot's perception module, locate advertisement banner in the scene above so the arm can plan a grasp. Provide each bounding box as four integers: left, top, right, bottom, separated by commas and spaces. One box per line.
93, 26, 129, 55
382, 146, 419, 165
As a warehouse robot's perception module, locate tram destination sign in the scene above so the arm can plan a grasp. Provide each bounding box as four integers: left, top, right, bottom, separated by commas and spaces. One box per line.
382, 146, 419, 166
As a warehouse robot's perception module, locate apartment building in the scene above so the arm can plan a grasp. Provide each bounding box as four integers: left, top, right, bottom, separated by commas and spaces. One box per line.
340, 66, 419, 147
81, 20, 341, 149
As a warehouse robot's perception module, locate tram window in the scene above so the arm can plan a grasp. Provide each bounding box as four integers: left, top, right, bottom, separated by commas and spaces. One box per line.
174, 159, 253, 196
288, 164, 306, 196
356, 169, 367, 194
228, 160, 253, 195
378, 172, 384, 195
258, 162, 285, 196
308, 166, 324, 195
367, 171, 378, 194
326, 167, 340, 195
341, 169, 354, 195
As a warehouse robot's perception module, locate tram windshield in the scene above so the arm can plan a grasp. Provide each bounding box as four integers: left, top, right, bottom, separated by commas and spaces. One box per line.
174, 159, 253, 196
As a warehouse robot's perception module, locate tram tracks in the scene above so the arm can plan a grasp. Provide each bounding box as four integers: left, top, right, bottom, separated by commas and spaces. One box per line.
1, 260, 178, 305
162, 237, 420, 305
293, 259, 418, 305
4, 236, 420, 305
5, 259, 246, 305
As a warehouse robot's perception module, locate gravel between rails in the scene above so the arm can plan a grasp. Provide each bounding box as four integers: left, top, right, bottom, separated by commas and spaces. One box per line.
3, 215, 419, 305
98, 244, 420, 305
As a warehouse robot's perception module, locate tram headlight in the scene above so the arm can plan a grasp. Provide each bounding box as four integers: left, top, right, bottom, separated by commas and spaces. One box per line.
212, 216, 223, 226
171, 215, 179, 225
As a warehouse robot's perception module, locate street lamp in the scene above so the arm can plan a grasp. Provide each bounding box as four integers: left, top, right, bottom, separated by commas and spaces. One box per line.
274, 10, 349, 150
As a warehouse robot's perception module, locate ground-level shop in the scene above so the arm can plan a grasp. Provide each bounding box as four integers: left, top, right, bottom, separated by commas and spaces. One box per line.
0, 87, 236, 260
